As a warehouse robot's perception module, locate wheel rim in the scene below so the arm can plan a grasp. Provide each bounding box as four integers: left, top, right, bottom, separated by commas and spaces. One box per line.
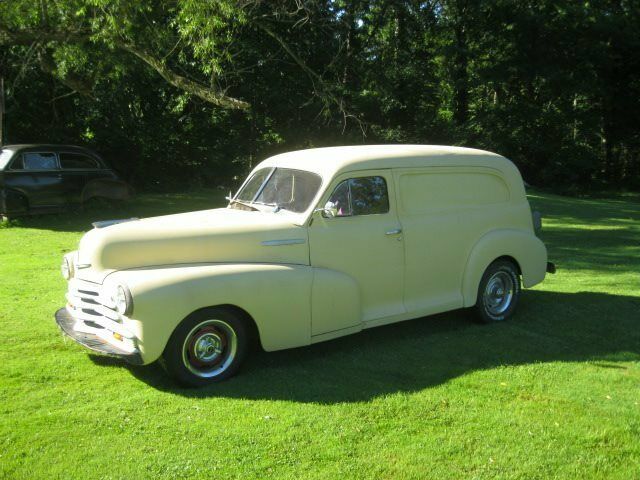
483, 270, 514, 316
182, 319, 238, 378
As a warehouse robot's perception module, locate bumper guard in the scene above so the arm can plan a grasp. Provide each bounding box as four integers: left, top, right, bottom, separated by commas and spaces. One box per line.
54, 308, 143, 365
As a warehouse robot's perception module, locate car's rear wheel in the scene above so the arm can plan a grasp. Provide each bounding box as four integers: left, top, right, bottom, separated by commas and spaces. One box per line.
162, 307, 249, 387
475, 259, 521, 323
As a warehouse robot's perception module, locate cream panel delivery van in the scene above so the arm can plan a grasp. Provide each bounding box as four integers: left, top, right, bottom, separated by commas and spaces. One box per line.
55, 145, 554, 386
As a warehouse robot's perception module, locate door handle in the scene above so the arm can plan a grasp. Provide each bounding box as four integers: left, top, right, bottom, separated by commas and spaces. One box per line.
385, 228, 402, 235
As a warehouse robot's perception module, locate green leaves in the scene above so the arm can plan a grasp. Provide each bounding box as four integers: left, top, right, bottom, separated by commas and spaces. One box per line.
1, 0, 639, 191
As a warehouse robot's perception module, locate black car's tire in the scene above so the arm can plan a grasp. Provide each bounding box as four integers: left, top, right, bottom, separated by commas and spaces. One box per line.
474, 259, 521, 323
162, 307, 249, 387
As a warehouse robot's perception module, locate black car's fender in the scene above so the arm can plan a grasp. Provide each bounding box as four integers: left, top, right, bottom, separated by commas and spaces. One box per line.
0, 185, 29, 215
81, 178, 133, 203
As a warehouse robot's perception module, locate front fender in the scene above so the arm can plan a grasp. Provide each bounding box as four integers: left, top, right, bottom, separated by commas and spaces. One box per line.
107, 263, 313, 364
0, 186, 29, 215
461, 229, 547, 307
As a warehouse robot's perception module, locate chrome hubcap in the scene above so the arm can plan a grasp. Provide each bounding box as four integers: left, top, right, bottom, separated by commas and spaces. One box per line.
182, 320, 238, 378
483, 271, 514, 316
193, 333, 223, 362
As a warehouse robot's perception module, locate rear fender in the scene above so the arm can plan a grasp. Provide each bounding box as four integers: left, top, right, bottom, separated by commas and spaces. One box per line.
82, 178, 132, 203
461, 229, 547, 307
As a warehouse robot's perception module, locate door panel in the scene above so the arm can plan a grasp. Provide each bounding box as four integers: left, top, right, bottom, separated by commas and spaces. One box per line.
59, 152, 103, 203
4, 152, 65, 208
398, 209, 466, 313
308, 170, 405, 334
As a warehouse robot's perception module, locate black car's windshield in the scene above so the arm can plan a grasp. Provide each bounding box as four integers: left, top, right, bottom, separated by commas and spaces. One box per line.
0, 149, 15, 170
231, 168, 322, 213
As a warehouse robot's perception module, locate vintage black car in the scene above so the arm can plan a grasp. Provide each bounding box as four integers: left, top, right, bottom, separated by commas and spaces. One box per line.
0, 144, 131, 217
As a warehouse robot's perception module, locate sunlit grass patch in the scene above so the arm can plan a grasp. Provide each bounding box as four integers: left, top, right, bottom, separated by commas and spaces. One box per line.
0, 189, 638, 479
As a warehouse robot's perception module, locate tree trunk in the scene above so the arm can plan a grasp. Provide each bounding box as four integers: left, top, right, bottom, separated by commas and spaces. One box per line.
0, 76, 4, 146
452, 5, 469, 126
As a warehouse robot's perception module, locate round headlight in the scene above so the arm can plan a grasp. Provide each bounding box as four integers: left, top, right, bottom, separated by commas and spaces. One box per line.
113, 284, 133, 316
61, 256, 72, 280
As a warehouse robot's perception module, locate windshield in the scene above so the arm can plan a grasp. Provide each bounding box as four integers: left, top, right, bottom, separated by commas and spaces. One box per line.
231, 167, 322, 213
0, 149, 15, 169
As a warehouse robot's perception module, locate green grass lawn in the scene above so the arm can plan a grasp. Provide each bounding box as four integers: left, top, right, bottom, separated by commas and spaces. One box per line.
1, 190, 639, 479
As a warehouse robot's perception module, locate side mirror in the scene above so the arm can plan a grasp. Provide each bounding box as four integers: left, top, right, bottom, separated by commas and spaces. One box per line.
314, 201, 338, 218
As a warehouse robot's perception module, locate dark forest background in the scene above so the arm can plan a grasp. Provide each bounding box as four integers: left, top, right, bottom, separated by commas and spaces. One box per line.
1, 1, 639, 193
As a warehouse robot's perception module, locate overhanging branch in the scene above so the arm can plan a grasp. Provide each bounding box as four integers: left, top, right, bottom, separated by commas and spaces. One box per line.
256, 21, 365, 135
118, 42, 249, 110
0, 26, 249, 110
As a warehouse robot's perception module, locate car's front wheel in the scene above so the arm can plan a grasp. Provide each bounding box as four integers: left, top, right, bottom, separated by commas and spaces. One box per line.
162, 307, 249, 387
475, 259, 521, 323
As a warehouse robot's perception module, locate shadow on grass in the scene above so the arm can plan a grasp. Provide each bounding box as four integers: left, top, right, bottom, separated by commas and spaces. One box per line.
539, 228, 640, 273
527, 190, 640, 225
89, 289, 640, 403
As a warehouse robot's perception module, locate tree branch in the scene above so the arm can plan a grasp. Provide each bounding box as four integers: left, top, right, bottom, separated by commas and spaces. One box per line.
0, 26, 249, 110
0, 26, 87, 45
117, 41, 249, 110
256, 21, 322, 89
256, 21, 365, 135
38, 49, 95, 98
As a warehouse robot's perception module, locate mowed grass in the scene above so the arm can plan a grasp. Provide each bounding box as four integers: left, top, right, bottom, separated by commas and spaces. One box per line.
1, 190, 639, 479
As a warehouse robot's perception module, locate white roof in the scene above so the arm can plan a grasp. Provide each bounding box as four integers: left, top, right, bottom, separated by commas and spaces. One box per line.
257, 145, 510, 179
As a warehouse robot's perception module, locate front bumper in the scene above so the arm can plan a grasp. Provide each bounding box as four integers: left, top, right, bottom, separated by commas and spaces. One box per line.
55, 308, 143, 365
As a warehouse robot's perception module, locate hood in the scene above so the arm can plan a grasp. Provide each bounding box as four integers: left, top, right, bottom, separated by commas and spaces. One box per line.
76, 208, 309, 281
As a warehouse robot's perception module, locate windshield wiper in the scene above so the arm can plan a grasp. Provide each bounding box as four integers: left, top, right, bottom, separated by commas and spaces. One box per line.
228, 199, 259, 211
253, 201, 290, 213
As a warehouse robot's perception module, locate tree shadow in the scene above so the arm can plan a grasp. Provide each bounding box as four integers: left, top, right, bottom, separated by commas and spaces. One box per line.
528, 191, 639, 228
539, 228, 640, 273
89, 289, 640, 403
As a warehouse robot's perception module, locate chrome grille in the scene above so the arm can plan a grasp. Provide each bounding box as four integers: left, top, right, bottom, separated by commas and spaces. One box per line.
66, 278, 120, 323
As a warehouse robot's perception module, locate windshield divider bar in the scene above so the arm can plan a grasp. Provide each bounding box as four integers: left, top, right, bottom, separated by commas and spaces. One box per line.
252, 167, 276, 203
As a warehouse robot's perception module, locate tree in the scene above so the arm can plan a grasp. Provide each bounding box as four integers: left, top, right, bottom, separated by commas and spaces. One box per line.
1, 0, 638, 191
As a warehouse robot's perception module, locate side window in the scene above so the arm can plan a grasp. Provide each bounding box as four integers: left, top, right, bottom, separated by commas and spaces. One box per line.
59, 153, 100, 169
327, 176, 389, 217
350, 176, 389, 215
22, 152, 58, 170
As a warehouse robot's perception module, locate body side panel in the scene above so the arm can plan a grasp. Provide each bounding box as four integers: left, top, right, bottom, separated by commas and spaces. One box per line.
394, 165, 534, 313
395, 166, 505, 311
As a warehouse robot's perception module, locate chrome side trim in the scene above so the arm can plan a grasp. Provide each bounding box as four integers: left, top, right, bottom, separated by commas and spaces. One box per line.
260, 238, 306, 246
